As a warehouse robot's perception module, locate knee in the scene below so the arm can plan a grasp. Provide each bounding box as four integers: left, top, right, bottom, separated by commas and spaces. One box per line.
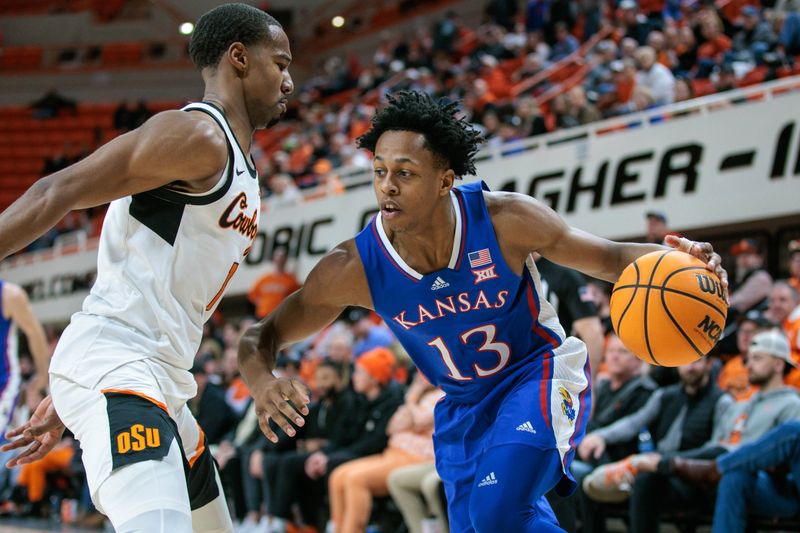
718, 469, 754, 493
387, 469, 405, 494
782, 420, 800, 435
329, 465, 349, 490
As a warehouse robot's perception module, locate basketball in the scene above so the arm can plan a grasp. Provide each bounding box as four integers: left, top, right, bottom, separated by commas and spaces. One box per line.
610, 250, 728, 367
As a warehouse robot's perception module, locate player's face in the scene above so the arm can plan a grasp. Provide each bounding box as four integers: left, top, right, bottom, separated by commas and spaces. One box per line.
372, 130, 454, 233
244, 27, 293, 129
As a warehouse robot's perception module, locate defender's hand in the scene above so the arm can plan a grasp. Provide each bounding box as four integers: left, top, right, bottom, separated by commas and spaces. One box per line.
253, 376, 310, 443
1, 395, 66, 467
665, 235, 729, 303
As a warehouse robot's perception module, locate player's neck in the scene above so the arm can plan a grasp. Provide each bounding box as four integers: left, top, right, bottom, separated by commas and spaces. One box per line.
388, 197, 456, 273
201, 87, 254, 155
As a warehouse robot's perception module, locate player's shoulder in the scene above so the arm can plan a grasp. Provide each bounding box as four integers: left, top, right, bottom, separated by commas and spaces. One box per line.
483, 189, 545, 220
305, 239, 372, 307
141, 110, 227, 159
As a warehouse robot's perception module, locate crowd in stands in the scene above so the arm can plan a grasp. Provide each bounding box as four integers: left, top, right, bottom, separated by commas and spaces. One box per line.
14, 0, 800, 253
3, 221, 800, 532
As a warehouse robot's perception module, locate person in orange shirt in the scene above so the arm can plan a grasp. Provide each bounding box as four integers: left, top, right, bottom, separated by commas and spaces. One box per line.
762, 280, 800, 388
788, 239, 800, 293
718, 310, 773, 401
248, 248, 302, 319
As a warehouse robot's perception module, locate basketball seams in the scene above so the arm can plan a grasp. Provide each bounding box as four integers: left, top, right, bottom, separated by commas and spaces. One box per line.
661, 266, 727, 317
659, 286, 706, 360
613, 261, 641, 336
613, 285, 726, 317
642, 251, 673, 365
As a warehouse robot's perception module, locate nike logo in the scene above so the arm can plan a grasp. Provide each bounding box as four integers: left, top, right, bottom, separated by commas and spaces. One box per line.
236, 168, 245, 176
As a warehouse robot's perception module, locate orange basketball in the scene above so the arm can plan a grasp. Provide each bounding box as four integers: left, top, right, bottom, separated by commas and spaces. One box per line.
609, 250, 728, 367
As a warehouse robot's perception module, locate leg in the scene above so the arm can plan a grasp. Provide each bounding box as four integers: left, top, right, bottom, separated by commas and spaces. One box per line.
50, 375, 193, 532
173, 403, 233, 533
271, 452, 310, 521
713, 469, 800, 533
468, 444, 565, 533
94, 440, 192, 533
420, 470, 448, 530
329, 461, 352, 533
628, 472, 667, 533
717, 421, 800, 475
337, 450, 422, 533
388, 463, 435, 533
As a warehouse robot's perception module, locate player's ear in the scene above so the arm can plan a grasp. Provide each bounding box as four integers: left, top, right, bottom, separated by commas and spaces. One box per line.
439, 168, 456, 196
227, 42, 248, 75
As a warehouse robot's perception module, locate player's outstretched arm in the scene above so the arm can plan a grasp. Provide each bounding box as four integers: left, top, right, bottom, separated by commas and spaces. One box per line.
0, 110, 227, 261
238, 240, 372, 442
488, 192, 728, 297
3, 283, 49, 392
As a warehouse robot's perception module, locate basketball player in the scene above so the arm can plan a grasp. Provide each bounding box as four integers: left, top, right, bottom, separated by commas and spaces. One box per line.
238, 91, 730, 532
0, 280, 49, 441
0, 4, 297, 532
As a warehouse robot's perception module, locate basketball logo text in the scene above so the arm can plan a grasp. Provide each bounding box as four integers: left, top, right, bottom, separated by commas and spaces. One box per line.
219, 192, 259, 240
695, 274, 724, 300
472, 266, 499, 284
696, 315, 722, 341
116, 424, 161, 454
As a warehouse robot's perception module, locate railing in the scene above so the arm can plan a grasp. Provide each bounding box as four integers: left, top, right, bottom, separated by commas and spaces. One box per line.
4, 74, 800, 270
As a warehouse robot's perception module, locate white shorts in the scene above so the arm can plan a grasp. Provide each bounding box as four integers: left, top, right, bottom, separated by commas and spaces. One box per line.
50, 360, 210, 512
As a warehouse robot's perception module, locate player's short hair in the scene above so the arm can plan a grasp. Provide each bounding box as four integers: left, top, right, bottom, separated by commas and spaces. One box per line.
189, 3, 282, 70
357, 91, 483, 178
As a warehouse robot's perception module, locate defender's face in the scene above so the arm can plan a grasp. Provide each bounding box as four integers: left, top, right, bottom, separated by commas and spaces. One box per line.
244, 27, 293, 129
372, 130, 453, 233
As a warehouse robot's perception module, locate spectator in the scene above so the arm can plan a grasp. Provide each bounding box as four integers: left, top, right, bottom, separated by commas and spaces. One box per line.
579, 357, 732, 506
618, 0, 651, 46
635, 45, 676, 105
349, 309, 395, 357
30, 88, 76, 119
731, 6, 776, 64
549, 22, 579, 61
718, 310, 774, 401
388, 465, 447, 533
271, 348, 403, 530
189, 361, 238, 445
112, 101, 135, 131
328, 373, 442, 533
247, 248, 302, 319
265, 173, 302, 208
644, 210, 670, 244
566, 86, 602, 125
672, 419, 800, 533
573, 334, 657, 533
729, 238, 773, 317
536, 254, 605, 385
626, 329, 800, 533
788, 239, 800, 292
673, 76, 694, 102
778, 10, 800, 55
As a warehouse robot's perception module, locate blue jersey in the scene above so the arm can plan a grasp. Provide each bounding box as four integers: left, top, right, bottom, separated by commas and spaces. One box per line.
355, 181, 568, 403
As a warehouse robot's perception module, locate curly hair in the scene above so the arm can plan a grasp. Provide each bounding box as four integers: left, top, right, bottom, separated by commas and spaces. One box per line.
189, 3, 282, 70
357, 91, 483, 177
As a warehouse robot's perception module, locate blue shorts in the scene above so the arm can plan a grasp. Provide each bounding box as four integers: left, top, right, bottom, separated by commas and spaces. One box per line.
433, 343, 591, 531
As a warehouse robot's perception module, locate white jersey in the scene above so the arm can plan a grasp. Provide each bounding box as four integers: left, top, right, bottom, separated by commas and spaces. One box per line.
50, 102, 260, 399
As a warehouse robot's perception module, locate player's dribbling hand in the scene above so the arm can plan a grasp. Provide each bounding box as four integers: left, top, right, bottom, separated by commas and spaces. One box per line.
665, 235, 730, 304
253, 376, 310, 443
1, 395, 66, 467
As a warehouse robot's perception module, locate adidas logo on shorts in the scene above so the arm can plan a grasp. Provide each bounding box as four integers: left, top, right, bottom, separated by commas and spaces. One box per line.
516, 421, 536, 434
431, 276, 450, 290
478, 472, 498, 487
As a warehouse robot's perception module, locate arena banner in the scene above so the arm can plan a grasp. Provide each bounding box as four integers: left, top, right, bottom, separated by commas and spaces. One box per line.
3, 90, 800, 322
